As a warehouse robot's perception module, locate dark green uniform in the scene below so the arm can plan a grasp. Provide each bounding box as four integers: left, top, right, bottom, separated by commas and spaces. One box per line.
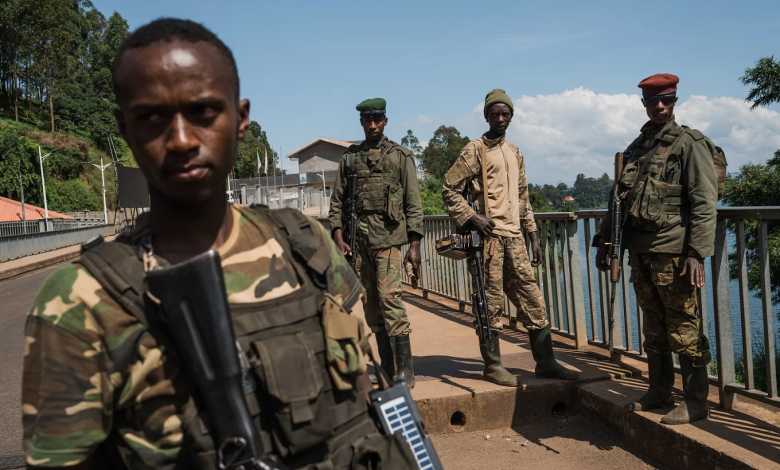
595, 116, 718, 366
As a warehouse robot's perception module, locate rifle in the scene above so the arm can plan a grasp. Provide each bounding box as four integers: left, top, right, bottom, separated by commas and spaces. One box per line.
465, 187, 495, 351
607, 152, 624, 358
146, 251, 287, 470
343, 174, 359, 270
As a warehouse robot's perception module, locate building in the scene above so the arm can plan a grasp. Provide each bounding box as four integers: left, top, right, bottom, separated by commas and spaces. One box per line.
286, 137, 357, 175
0, 196, 72, 222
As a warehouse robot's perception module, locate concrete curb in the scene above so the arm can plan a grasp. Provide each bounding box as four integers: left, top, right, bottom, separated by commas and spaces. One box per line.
0, 251, 81, 282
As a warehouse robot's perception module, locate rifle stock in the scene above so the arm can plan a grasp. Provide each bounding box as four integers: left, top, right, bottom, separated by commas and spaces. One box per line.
344, 175, 358, 270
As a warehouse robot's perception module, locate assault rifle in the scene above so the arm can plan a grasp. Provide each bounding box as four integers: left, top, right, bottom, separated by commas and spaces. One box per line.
465, 187, 495, 351
606, 152, 625, 357
146, 251, 287, 470
343, 174, 359, 270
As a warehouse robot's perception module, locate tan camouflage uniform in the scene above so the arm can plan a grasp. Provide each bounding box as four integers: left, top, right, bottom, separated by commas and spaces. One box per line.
595, 117, 717, 366
21, 205, 363, 468
442, 135, 548, 331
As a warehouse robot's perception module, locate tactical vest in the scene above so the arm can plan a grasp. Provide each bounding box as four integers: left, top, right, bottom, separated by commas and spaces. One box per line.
619, 124, 726, 232
76, 207, 396, 470
344, 141, 405, 223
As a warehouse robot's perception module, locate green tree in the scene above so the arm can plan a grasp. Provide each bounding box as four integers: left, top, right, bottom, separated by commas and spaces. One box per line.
401, 129, 422, 156
235, 121, 280, 179
740, 56, 780, 109
529, 191, 550, 213
571, 172, 612, 209
419, 125, 469, 180
419, 176, 447, 215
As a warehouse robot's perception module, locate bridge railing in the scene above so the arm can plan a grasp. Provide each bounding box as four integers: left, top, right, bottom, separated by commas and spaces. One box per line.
388, 208, 780, 411
0, 224, 115, 262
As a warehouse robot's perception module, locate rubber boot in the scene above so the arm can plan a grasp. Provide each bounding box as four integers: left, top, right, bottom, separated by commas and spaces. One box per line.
376, 328, 395, 379
625, 352, 674, 412
661, 355, 710, 425
393, 335, 415, 389
480, 333, 519, 387
528, 326, 580, 380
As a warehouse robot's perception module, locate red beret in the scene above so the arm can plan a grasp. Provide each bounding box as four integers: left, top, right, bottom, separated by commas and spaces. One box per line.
638, 73, 679, 96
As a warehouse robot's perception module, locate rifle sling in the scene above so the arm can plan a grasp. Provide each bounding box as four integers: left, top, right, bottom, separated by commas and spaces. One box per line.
476, 139, 491, 219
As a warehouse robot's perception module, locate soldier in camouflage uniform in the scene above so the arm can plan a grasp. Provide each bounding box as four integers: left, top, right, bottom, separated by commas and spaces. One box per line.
329, 98, 424, 389
595, 74, 718, 425
442, 89, 580, 387
22, 19, 416, 470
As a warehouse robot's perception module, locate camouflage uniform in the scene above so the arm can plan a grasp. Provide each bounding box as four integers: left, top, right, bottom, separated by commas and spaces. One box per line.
443, 135, 548, 332
21, 206, 378, 469
328, 136, 424, 337
595, 117, 718, 366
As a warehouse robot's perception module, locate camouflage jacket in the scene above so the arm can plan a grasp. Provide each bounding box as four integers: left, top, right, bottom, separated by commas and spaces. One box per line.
594, 118, 718, 258
328, 136, 424, 250
21, 205, 362, 469
442, 134, 537, 237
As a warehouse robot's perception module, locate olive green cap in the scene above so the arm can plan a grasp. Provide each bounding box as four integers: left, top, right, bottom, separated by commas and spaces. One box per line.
356, 98, 386, 117
484, 89, 513, 118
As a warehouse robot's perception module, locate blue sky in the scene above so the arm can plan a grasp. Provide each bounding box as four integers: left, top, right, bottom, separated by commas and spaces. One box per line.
93, 0, 780, 184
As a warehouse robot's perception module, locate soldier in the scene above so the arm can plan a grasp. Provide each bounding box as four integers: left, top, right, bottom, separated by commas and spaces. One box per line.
442, 89, 580, 387
595, 73, 718, 425
329, 99, 424, 388
21, 19, 416, 469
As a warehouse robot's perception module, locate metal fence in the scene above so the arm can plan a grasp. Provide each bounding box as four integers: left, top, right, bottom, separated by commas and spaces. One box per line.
0, 218, 106, 237
0, 224, 115, 262
232, 185, 332, 215
323, 208, 779, 411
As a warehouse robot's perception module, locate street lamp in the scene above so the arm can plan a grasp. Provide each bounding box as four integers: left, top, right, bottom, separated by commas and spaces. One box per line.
38, 146, 65, 221
315, 170, 328, 216
82, 159, 114, 225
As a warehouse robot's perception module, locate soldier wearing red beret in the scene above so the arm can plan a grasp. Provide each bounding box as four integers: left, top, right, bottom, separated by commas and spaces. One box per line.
593, 74, 724, 425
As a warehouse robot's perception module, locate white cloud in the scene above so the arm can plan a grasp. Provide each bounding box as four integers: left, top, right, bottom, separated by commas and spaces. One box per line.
459, 88, 780, 184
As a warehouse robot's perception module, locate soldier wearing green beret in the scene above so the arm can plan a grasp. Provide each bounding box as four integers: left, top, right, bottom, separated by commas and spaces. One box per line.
329, 98, 424, 388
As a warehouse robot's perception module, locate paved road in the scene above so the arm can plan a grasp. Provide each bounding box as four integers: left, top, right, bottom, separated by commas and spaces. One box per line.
0, 264, 61, 456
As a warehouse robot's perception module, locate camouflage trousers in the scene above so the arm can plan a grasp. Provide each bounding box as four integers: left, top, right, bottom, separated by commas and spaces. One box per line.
629, 253, 712, 367
474, 235, 548, 332
357, 238, 410, 337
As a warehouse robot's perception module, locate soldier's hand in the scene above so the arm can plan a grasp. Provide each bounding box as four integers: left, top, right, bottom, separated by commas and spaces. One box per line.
404, 240, 422, 270
332, 228, 352, 257
469, 214, 495, 236
680, 256, 706, 288
528, 231, 543, 267
596, 244, 610, 272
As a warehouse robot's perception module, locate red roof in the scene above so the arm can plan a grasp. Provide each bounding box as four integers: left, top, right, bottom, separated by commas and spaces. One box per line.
0, 196, 73, 222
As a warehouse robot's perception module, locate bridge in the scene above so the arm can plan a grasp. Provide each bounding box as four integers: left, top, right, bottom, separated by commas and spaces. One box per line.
0, 208, 779, 469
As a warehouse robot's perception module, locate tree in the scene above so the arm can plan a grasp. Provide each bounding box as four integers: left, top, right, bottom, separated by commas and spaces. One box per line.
571, 172, 612, 209
401, 129, 422, 156
740, 56, 780, 109
235, 121, 279, 179
529, 192, 550, 214
419, 125, 469, 181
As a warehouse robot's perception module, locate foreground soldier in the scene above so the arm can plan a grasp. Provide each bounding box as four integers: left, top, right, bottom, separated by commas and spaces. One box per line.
595, 74, 718, 425
442, 89, 580, 387
329, 99, 424, 388
22, 19, 415, 469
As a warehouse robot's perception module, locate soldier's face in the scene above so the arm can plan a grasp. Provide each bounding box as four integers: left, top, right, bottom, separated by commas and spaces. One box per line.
360, 116, 387, 141
642, 95, 677, 125
486, 103, 512, 135
114, 41, 250, 205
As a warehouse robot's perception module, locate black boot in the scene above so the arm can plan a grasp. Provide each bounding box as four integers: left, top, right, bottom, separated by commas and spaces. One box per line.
528, 326, 580, 380
661, 355, 710, 425
393, 335, 415, 389
376, 328, 395, 379
480, 333, 519, 387
625, 352, 674, 412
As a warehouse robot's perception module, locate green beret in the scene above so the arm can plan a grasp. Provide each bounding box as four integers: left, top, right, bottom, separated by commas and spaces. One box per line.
356, 98, 386, 117
484, 89, 513, 118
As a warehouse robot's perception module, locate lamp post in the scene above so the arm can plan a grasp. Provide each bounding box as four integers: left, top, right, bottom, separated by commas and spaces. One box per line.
83, 159, 113, 225
315, 170, 328, 216
17, 158, 26, 233
38, 146, 65, 222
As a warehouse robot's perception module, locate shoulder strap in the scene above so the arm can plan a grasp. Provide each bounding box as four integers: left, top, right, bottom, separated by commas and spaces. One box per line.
345, 152, 355, 170
365, 145, 392, 180
77, 239, 148, 326
476, 139, 491, 218
624, 124, 687, 206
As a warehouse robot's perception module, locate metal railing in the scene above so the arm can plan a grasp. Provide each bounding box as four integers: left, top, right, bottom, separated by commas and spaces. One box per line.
0, 224, 115, 262
0, 220, 41, 237
383, 208, 780, 410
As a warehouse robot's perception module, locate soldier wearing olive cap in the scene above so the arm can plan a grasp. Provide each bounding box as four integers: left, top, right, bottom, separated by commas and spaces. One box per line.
329, 98, 424, 388
594, 73, 722, 425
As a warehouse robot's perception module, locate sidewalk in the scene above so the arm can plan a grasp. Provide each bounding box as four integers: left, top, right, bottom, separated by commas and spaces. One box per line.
0, 235, 116, 281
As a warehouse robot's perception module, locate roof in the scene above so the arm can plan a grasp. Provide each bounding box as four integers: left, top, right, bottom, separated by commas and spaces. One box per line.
0, 196, 73, 222
286, 137, 356, 159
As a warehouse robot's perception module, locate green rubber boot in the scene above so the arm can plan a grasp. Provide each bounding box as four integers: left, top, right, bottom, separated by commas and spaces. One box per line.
661, 355, 710, 425
528, 326, 580, 380
480, 333, 519, 387
376, 328, 395, 379
393, 335, 415, 389
625, 352, 674, 412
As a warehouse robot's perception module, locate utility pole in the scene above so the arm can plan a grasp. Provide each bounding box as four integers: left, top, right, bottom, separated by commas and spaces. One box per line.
38, 146, 64, 224
85, 158, 112, 225
17, 158, 26, 233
